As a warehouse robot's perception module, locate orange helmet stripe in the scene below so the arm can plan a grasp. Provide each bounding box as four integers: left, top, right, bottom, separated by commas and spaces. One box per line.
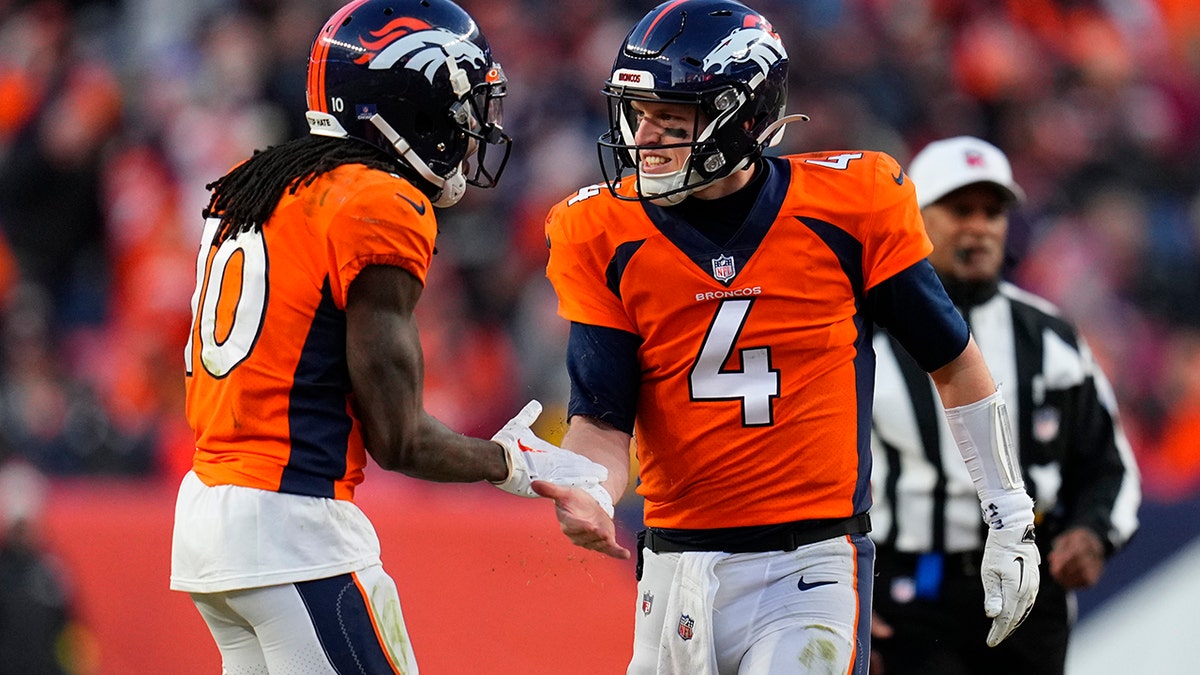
307, 0, 372, 112
361, 16, 432, 48
637, 0, 690, 48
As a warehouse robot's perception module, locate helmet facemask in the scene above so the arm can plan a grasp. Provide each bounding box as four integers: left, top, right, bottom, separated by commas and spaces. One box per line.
354, 60, 511, 207
599, 82, 756, 205
458, 65, 511, 192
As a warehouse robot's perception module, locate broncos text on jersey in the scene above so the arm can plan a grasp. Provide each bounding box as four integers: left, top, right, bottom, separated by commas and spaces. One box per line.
546, 151, 931, 529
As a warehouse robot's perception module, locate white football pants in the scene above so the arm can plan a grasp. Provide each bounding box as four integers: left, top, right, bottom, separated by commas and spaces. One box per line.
629, 533, 874, 675
190, 564, 417, 674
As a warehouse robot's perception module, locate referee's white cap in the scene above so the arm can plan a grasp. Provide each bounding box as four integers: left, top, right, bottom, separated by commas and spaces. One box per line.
907, 136, 1026, 209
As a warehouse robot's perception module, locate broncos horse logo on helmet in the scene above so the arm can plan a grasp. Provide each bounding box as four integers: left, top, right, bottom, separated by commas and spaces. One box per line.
306, 0, 511, 207
370, 27, 489, 82
701, 24, 786, 79
598, 0, 806, 204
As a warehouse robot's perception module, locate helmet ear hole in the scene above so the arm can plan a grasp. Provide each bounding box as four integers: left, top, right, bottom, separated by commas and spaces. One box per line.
412, 112, 437, 138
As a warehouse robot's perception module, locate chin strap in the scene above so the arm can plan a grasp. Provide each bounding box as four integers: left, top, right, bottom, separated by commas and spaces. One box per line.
305, 110, 465, 208
368, 114, 466, 207
643, 156, 752, 206
638, 164, 693, 205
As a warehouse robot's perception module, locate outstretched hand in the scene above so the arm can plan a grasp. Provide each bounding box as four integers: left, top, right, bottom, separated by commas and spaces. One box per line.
532, 480, 630, 560
490, 400, 608, 498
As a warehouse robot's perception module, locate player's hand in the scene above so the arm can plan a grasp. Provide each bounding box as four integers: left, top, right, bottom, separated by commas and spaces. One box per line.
1049, 527, 1105, 590
490, 400, 609, 498
532, 480, 630, 560
979, 490, 1041, 647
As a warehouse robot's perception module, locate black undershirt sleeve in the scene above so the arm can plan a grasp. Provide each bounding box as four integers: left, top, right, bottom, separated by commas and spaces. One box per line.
866, 259, 970, 372
565, 321, 642, 434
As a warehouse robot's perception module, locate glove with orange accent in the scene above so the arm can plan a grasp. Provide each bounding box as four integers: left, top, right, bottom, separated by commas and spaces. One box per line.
980, 489, 1041, 647
490, 400, 613, 516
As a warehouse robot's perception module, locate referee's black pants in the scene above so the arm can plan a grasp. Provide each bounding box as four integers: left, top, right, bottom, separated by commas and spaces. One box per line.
871, 546, 1070, 675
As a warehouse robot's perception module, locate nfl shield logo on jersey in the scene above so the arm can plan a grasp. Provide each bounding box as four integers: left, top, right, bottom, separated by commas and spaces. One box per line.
678, 614, 695, 641
711, 254, 736, 282
642, 591, 654, 616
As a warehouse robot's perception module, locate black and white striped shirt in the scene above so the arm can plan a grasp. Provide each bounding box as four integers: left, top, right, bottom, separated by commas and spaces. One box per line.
870, 281, 1141, 555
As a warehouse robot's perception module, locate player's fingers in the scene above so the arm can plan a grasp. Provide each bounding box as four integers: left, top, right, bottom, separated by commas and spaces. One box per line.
988, 595, 1030, 647
531, 479, 568, 500
591, 537, 631, 560
989, 608, 1015, 644
984, 596, 1003, 619
986, 590, 1022, 646
512, 399, 542, 427
987, 620, 1008, 647
602, 544, 632, 559
984, 569, 1003, 612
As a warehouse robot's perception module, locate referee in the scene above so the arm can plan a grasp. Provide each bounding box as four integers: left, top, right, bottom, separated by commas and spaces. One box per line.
868, 136, 1142, 675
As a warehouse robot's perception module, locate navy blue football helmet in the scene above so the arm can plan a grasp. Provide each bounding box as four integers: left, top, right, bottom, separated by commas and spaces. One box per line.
598, 0, 800, 203
306, 0, 511, 206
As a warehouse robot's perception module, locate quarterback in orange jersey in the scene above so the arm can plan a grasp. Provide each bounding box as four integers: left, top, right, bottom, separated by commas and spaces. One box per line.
170, 2, 609, 673
536, 2, 1041, 674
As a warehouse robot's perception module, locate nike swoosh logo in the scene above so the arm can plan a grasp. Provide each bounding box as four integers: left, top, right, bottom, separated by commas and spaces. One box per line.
516, 440, 545, 454
398, 193, 427, 215
797, 577, 837, 592
891, 170, 905, 186
1014, 556, 1025, 591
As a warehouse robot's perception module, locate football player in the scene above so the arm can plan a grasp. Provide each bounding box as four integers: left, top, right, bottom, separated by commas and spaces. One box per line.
535, 1, 1040, 673
170, 1, 609, 672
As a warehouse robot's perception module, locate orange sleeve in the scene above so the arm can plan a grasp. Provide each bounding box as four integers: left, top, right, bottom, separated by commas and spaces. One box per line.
860, 152, 932, 291
325, 174, 437, 309
544, 198, 637, 333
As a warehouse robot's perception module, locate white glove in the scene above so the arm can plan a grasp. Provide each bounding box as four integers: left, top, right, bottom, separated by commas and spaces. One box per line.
491, 400, 614, 516
980, 489, 1041, 647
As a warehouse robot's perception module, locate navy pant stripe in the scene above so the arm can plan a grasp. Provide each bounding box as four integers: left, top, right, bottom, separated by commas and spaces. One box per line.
295, 573, 399, 675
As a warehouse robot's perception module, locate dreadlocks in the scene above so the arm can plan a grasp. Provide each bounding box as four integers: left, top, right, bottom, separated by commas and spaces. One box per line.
202, 135, 415, 244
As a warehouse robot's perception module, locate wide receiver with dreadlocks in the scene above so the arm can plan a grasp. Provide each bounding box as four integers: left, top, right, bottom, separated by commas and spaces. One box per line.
169, 1, 610, 672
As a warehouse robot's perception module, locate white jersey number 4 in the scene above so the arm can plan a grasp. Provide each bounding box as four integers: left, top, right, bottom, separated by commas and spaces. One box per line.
688, 299, 780, 426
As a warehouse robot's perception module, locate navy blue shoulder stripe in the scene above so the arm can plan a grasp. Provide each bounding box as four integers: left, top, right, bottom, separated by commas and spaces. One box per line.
796, 216, 866, 299
606, 239, 647, 299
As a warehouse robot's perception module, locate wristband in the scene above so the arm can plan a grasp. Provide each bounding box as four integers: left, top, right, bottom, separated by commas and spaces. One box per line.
944, 388, 1024, 495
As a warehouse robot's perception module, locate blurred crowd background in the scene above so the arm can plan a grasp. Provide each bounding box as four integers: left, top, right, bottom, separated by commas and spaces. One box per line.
0, 0, 1198, 671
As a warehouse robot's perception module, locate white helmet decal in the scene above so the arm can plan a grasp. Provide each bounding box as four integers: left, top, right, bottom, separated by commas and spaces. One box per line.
702, 27, 786, 79
370, 28, 487, 83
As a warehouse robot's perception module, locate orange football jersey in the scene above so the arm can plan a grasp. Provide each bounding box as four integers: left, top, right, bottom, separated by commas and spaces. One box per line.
546, 152, 931, 529
184, 163, 436, 500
